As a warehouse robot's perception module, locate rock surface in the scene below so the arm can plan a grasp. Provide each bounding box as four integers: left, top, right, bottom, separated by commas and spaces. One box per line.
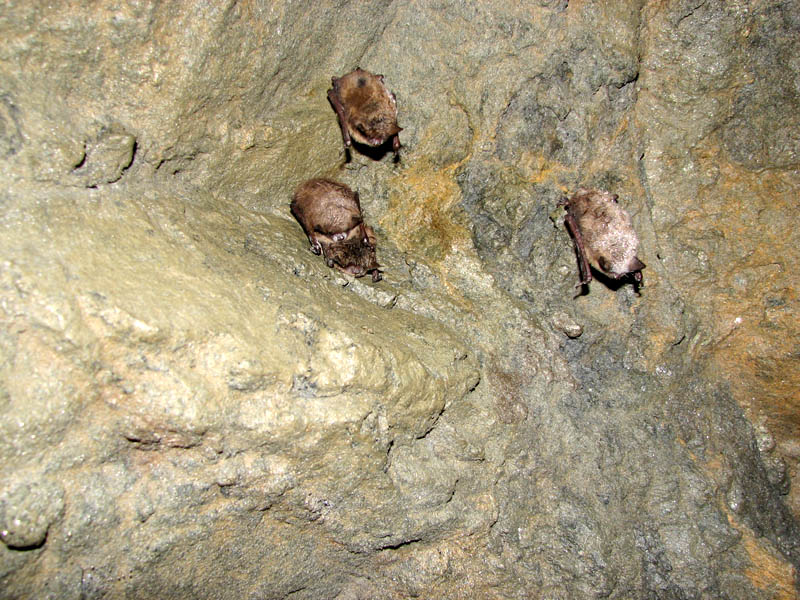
1, 1, 798, 598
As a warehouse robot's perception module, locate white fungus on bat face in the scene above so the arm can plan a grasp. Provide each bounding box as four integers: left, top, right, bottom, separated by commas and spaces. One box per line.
561, 188, 645, 289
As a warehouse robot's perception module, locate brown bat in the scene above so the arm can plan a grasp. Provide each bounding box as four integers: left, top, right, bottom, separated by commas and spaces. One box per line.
327, 67, 402, 159
561, 188, 645, 289
290, 178, 382, 282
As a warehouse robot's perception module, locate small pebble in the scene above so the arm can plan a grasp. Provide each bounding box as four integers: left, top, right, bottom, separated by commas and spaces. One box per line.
552, 312, 583, 338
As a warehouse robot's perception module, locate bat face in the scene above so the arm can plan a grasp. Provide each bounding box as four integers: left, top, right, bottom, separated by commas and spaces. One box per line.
563, 189, 645, 288
324, 233, 381, 281
350, 112, 401, 148
328, 68, 402, 156
290, 178, 382, 281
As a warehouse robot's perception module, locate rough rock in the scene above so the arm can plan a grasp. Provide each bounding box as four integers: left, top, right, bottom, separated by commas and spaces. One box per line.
0, 1, 798, 599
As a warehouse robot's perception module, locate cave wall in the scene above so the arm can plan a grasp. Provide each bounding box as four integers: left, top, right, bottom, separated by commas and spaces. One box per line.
1, 1, 798, 598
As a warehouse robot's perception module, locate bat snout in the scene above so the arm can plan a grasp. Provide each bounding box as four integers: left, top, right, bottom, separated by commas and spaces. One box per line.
344, 263, 367, 277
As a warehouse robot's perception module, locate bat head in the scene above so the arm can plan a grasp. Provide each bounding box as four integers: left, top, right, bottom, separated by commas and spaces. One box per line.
323, 234, 382, 281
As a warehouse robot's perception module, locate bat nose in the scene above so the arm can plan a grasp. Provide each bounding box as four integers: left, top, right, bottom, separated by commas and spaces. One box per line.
345, 264, 366, 277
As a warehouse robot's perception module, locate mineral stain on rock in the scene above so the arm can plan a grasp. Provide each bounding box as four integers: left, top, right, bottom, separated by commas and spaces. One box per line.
382, 161, 474, 262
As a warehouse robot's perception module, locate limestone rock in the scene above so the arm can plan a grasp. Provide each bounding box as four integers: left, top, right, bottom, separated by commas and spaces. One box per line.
0, 476, 64, 550
0, 1, 797, 598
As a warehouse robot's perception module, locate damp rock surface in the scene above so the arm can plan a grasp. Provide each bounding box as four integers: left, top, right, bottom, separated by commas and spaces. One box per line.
1, 1, 798, 599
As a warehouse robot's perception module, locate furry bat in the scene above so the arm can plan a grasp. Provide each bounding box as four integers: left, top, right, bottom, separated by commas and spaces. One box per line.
561, 188, 645, 289
291, 178, 382, 282
327, 67, 402, 159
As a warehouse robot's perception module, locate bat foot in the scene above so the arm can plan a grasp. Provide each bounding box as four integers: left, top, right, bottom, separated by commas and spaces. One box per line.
571, 277, 591, 298
572, 282, 589, 299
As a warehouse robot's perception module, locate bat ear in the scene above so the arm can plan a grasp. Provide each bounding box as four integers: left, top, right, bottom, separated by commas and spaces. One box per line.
630, 257, 645, 271
359, 222, 370, 246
